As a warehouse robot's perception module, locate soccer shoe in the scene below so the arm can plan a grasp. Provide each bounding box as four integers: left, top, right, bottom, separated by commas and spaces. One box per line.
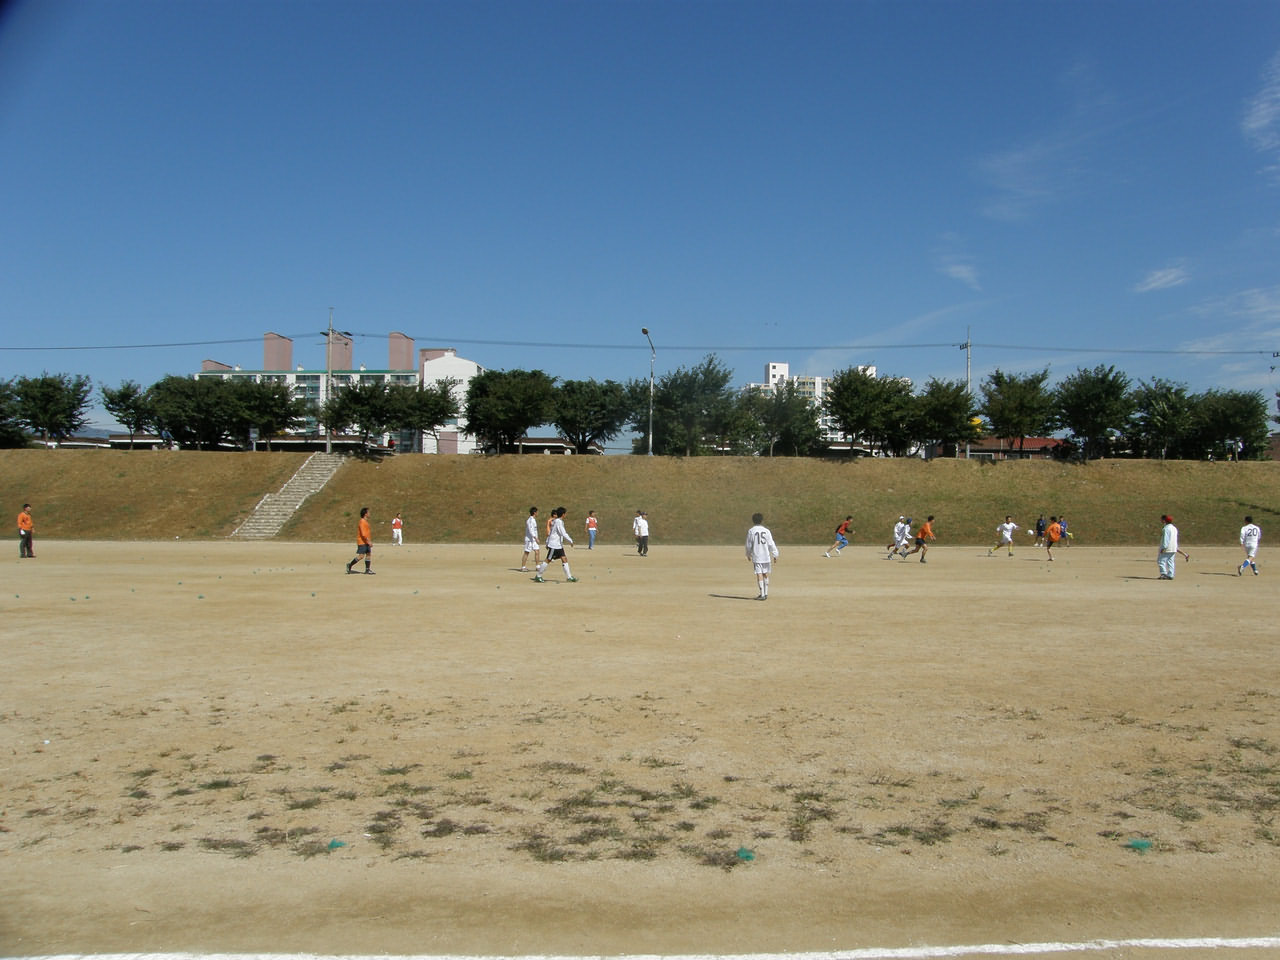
534, 576, 545, 583
364, 569, 375, 575
567, 577, 579, 582
520, 566, 528, 572
345, 561, 355, 574
920, 558, 927, 563
1253, 565, 1259, 575
1239, 566, 1246, 576
824, 552, 830, 558
987, 549, 993, 556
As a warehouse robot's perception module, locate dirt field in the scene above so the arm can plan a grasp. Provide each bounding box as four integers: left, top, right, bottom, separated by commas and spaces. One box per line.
3, 539, 1278, 958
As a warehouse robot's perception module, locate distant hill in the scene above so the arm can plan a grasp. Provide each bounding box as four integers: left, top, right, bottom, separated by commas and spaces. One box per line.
2, 449, 1276, 546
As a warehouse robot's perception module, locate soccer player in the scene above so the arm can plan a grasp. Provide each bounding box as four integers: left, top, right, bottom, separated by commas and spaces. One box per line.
1157, 514, 1179, 580
746, 512, 779, 600
1239, 515, 1261, 576
825, 516, 853, 557
585, 510, 598, 549
1033, 514, 1047, 547
886, 516, 910, 559
345, 507, 374, 575
520, 506, 540, 572
536, 507, 576, 582
391, 512, 404, 545
17, 502, 34, 558
989, 516, 1018, 556
1044, 516, 1063, 561
635, 511, 650, 556
903, 516, 935, 562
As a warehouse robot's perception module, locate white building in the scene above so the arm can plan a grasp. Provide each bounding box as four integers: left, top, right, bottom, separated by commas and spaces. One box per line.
745, 361, 878, 446
419, 348, 484, 454
194, 334, 485, 452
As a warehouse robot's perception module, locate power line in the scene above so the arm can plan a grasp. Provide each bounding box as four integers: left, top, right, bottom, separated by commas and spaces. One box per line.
1, 332, 1274, 358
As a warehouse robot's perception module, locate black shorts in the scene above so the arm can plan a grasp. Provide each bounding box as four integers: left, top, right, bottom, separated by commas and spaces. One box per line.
357, 544, 372, 555
547, 547, 566, 560
914, 538, 925, 546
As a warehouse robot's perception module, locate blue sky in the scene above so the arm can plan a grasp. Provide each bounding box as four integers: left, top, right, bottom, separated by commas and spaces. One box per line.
3, 0, 1280, 432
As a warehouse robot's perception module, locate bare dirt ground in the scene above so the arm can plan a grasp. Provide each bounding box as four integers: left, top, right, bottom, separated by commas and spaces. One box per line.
3, 539, 1278, 958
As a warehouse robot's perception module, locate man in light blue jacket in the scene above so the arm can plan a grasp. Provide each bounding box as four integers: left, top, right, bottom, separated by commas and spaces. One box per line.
1158, 515, 1179, 580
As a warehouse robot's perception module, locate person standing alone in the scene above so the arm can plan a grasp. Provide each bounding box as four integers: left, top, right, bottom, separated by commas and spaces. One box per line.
746, 512, 779, 600
391, 512, 404, 546
1157, 515, 1179, 580
585, 510, 598, 550
17, 503, 34, 558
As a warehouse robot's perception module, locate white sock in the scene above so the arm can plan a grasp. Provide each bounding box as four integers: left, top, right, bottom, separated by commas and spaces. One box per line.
536, 563, 546, 574
562, 562, 572, 578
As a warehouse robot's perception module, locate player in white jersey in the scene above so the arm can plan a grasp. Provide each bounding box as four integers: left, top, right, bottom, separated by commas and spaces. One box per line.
745, 512, 779, 600
521, 507, 541, 572
536, 507, 577, 582
886, 516, 911, 559
1239, 515, 1261, 576
989, 516, 1018, 557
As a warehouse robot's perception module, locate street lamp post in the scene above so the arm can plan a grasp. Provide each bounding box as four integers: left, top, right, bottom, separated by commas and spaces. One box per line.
641, 327, 655, 456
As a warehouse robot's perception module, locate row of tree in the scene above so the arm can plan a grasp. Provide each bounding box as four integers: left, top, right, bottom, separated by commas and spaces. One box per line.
2, 359, 1275, 460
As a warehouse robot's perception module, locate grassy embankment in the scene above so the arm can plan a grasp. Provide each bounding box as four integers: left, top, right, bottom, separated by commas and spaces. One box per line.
2, 449, 1276, 545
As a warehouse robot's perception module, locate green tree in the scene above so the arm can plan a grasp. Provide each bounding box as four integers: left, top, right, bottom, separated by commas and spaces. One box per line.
758, 381, 822, 456
236, 379, 310, 450
553, 379, 630, 454
978, 368, 1055, 456
334, 380, 398, 448
101, 380, 155, 448
464, 369, 557, 453
1190, 389, 1271, 461
389, 379, 460, 449
912, 377, 980, 457
714, 388, 769, 455
148, 375, 237, 450
14, 371, 93, 444
632, 354, 736, 456
1128, 379, 1195, 460
824, 367, 915, 456
0, 380, 29, 448
1053, 364, 1133, 461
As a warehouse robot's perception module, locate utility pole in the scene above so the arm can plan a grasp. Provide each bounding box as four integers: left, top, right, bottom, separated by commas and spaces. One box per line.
960, 326, 972, 459
642, 327, 656, 456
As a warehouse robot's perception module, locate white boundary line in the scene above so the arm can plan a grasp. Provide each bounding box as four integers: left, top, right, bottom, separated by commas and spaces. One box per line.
11, 942, 1280, 960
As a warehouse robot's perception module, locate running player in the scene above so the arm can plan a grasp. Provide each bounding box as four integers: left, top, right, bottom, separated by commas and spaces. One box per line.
989, 516, 1018, 556
825, 516, 853, 557
903, 516, 935, 563
1045, 516, 1063, 562
886, 516, 911, 559
1239, 515, 1261, 576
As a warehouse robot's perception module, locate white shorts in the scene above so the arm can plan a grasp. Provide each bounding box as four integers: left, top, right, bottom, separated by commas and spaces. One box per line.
753, 562, 772, 575
524, 537, 539, 553
1243, 545, 1258, 559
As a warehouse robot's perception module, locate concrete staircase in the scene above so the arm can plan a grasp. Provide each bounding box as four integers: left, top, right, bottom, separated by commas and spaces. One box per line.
230, 452, 346, 539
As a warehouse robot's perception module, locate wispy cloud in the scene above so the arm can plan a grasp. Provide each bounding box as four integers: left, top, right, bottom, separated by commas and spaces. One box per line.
938, 252, 981, 292
1133, 261, 1189, 293
1183, 285, 1280, 353
1243, 47, 1280, 179
977, 60, 1111, 222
